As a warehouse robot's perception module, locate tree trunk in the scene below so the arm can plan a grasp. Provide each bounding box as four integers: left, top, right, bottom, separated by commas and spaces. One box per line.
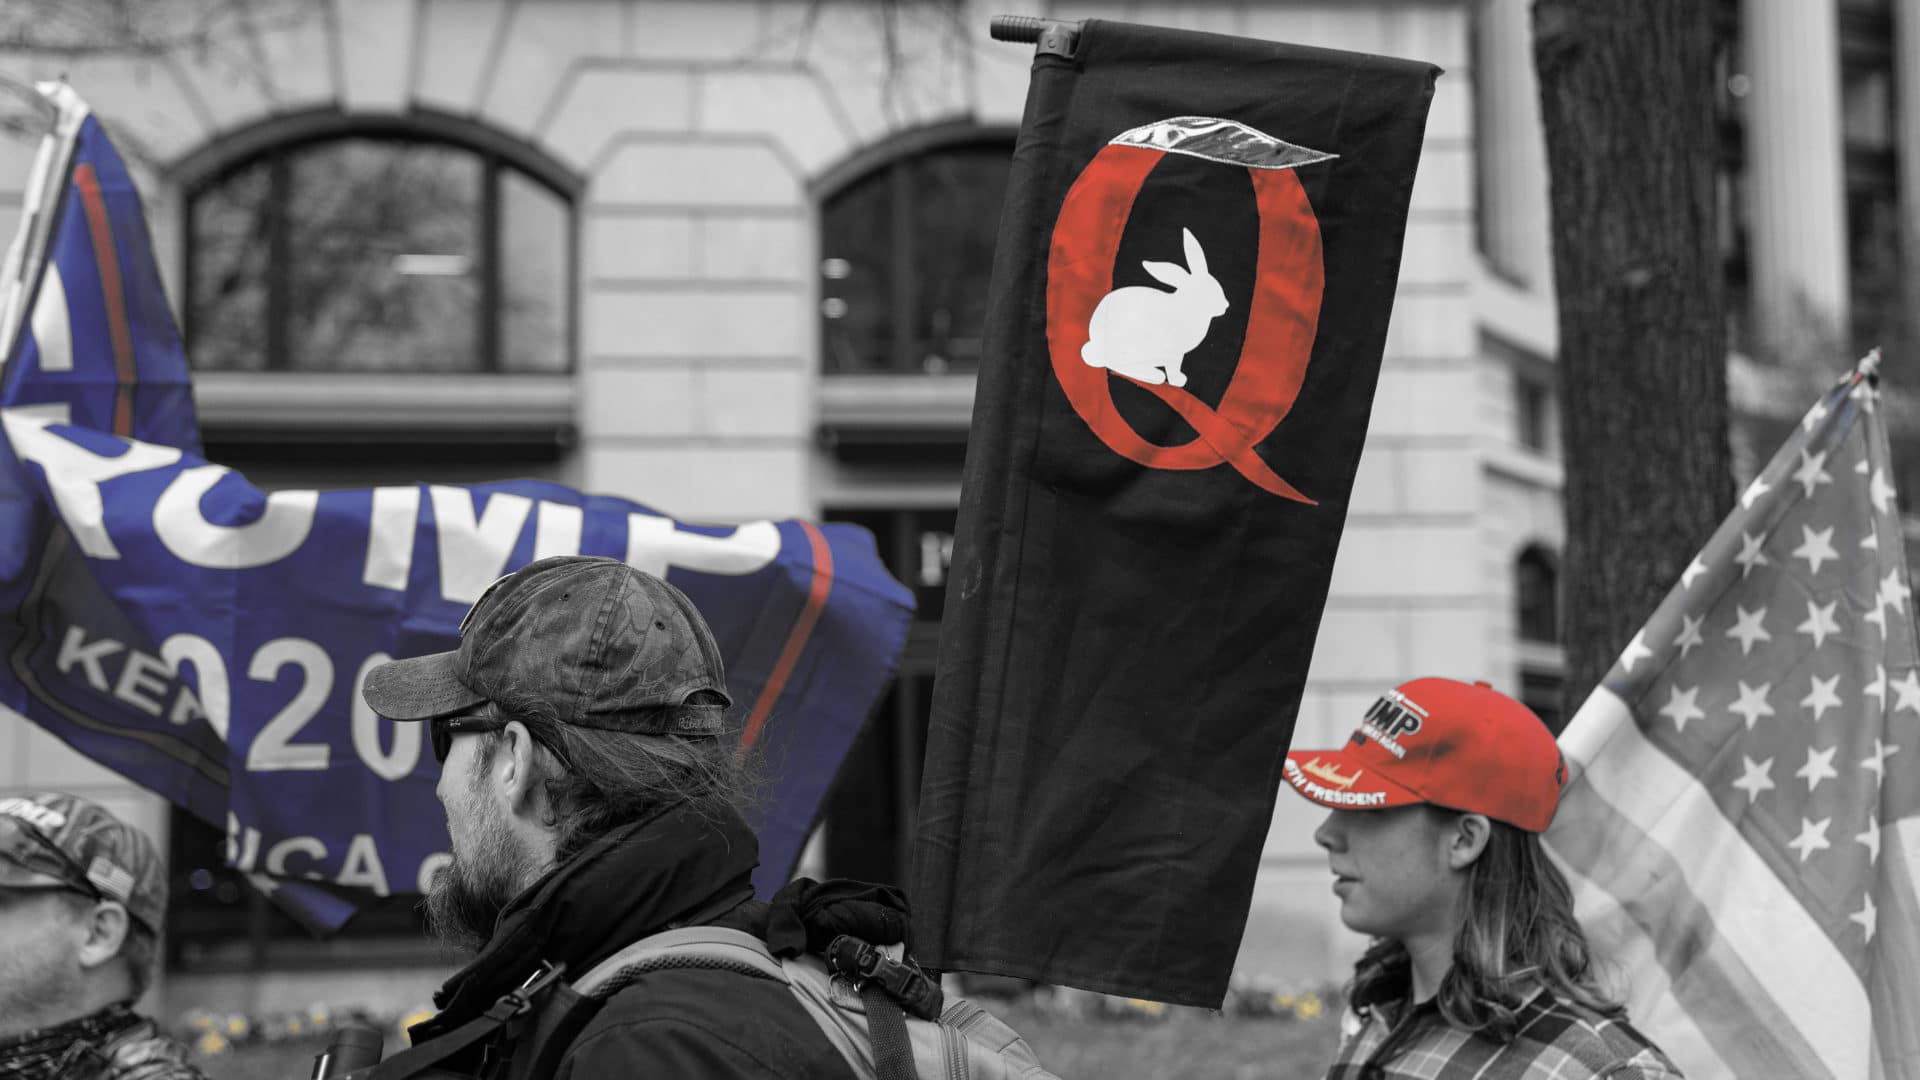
1533, 0, 1733, 717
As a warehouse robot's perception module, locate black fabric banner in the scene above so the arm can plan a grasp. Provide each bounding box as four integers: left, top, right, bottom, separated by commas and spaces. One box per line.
909, 19, 1438, 1007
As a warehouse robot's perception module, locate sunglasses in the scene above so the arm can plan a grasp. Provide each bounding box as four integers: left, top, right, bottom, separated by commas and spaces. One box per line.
429, 711, 507, 764
0, 814, 102, 902
429, 710, 571, 769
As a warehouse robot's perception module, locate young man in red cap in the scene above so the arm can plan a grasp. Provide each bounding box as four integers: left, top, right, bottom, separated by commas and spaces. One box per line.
1284, 677, 1682, 1080
0, 791, 205, 1080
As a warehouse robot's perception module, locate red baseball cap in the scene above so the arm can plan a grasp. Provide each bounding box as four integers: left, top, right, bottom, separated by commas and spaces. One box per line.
1283, 677, 1566, 832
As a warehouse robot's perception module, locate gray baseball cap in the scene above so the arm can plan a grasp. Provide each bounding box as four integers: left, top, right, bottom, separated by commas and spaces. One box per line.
361, 555, 732, 736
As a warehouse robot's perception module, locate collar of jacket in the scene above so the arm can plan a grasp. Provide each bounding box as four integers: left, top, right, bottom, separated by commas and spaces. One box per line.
0, 1004, 140, 1080
415, 801, 759, 1037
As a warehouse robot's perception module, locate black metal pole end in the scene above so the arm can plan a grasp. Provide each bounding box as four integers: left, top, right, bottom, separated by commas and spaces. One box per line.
989, 14, 1081, 58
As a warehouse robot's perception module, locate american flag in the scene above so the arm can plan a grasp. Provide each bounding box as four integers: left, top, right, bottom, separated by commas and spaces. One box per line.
1545, 355, 1920, 1080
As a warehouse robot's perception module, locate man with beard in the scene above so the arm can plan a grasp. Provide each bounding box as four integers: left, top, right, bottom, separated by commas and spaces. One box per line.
0, 792, 205, 1080
361, 555, 865, 1078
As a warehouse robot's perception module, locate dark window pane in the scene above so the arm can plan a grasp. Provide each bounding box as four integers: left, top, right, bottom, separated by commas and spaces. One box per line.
1516, 547, 1559, 644
1520, 669, 1565, 734
500, 168, 570, 373
820, 164, 895, 373
1516, 377, 1550, 453
819, 137, 1012, 374
284, 139, 481, 372
904, 145, 1010, 375
187, 159, 272, 371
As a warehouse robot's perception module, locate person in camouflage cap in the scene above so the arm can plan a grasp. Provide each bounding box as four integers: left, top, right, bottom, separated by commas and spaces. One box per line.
0, 791, 205, 1080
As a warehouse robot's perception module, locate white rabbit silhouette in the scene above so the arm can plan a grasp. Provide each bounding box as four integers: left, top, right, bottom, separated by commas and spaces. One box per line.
1080, 227, 1228, 389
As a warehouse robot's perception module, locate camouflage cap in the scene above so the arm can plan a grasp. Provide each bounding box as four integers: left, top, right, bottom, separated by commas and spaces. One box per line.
0, 792, 165, 932
362, 555, 733, 736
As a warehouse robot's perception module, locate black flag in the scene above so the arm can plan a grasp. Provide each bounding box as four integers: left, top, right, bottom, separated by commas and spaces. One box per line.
909, 20, 1438, 1006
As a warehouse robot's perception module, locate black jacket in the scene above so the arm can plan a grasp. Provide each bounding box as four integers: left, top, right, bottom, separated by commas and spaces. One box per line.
408, 803, 855, 1079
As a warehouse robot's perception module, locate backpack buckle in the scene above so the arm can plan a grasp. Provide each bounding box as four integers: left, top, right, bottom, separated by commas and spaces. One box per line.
483, 961, 568, 1022
826, 935, 943, 1021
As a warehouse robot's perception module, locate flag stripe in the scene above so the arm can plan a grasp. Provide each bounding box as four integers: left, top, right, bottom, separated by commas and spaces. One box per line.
1554, 778, 1830, 1078
1555, 687, 1867, 1078
70, 163, 135, 437
28, 264, 70, 372
1870, 818, 1920, 1079
1550, 858, 1731, 1077
740, 521, 834, 751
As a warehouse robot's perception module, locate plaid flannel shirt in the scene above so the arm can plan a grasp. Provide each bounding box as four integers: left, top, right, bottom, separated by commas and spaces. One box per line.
1325, 987, 1684, 1080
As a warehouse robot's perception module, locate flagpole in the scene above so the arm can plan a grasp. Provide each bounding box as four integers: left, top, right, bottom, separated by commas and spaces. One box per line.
988, 14, 1081, 58
1854, 347, 1881, 385
0, 81, 86, 374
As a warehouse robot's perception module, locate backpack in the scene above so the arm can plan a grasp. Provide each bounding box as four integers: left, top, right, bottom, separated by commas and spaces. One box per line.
341, 926, 1056, 1080
570, 926, 1058, 1080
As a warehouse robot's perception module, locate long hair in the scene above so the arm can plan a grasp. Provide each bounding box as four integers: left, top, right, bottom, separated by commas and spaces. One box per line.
1348, 809, 1620, 1041
473, 686, 763, 865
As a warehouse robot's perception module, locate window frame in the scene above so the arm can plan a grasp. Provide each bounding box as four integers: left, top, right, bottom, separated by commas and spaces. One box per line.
1515, 543, 1562, 647
812, 120, 1019, 377
174, 107, 582, 377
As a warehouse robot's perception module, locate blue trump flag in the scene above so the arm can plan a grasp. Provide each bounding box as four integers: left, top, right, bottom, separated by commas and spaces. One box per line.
0, 83, 198, 454
0, 87, 913, 929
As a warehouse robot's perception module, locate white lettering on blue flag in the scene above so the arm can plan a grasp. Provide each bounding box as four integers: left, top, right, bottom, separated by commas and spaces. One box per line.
0, 414, 914, 921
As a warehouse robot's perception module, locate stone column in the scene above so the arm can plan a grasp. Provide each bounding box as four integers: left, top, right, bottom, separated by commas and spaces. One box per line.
1477, 0, 1552, 289
1742, 0, 1850, 353
1894, 0, 1920, 323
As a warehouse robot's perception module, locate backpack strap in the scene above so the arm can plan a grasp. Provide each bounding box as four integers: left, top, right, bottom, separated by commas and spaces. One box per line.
575, 927, 886, 1080
362, 962, 568, 1080
573, 926, 787, 997
857, 983, 920, 1080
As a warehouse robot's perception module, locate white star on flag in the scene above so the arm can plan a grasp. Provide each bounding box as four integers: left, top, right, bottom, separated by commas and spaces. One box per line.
1734, 532, 1770, 577
1860, 738, 1899, 782
1728, 681, 1775, 730
1786, 816, 1832, 861
1658, 684, 1705, 732
1870, 468, 1896, 514
1731, 755, 1775, 803
1673, 613, 1705, 658
1800, 674, 1842, 722
1725, 604, 1771, 654
1619, 631, 1653, 673
1857, 817, 1880, 863
1892, 670, 1920, 715
1791, 525, 1839, 575
1682, 557, 1708, 589
1793, 450, 1832, 498
1796, 744, 1839, 792
1880, 570, 1909, 614
1851, 894, 1878, 942
1543, 356, 1920, 1080
1802, 398, 1830, 432
1796, 599, 1841, 649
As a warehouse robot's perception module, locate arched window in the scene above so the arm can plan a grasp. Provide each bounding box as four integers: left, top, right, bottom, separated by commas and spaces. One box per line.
1516, 544, 1560, 644
818, 129, 1016, 375
181, 112, 576, 373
